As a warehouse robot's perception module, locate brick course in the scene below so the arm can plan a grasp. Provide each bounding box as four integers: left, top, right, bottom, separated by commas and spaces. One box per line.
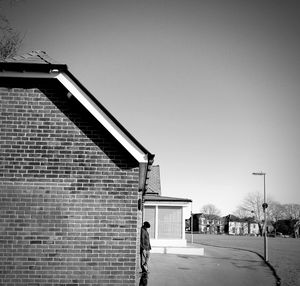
0, 83, 142, 285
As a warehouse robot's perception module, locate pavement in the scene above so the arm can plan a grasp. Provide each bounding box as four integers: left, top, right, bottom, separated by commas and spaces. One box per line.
151, 244, 204, 255
137, 243, 277, 286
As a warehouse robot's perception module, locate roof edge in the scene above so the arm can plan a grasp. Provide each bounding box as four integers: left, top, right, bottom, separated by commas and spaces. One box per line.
0, 62, 68, 73
144, 195, 192, 203
0, 58, 154, 165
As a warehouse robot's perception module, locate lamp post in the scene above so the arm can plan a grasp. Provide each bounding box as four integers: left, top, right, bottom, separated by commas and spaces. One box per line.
191, 202, 194, 244
252, 171, 268, 262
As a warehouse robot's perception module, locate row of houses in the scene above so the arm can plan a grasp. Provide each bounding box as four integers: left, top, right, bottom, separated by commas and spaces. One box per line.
188, 213, 261, 236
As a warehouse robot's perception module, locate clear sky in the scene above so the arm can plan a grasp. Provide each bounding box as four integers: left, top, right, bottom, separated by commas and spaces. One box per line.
2, 0, 300, 216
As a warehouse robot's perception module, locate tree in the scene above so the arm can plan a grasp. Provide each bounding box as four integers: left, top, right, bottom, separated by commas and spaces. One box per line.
201, 204, 221, 219
236, 192, 263, 218
0, 1, 23, 60
234, 208, 252, 219
267, 201, 285, 235
282, 204, 300, 220
235, 192, 275, 235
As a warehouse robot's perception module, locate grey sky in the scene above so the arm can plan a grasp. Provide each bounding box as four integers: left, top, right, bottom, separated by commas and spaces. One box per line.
3, 0, 300, 215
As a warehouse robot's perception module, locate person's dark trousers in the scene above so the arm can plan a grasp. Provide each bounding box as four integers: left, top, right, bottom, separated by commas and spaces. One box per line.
140, 248, 150, 273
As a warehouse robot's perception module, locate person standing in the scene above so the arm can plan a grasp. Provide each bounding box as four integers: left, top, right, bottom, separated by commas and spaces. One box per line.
140, 221, 151, 273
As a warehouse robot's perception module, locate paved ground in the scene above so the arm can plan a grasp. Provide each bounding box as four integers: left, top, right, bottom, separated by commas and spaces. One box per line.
187, 234, 299, 286
137, 244, 277, 286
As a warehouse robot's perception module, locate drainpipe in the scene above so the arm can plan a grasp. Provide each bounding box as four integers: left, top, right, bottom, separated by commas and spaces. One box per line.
139, 162, 147, 224
139, 162, 148, 193
138, 155, 154, 223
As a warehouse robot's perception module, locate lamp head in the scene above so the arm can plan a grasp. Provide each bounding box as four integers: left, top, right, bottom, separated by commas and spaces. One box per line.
252, 172, 266, 175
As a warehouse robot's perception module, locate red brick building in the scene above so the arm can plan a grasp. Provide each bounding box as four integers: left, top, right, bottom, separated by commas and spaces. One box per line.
192, 213, 224, 234
0, 51, 154, 285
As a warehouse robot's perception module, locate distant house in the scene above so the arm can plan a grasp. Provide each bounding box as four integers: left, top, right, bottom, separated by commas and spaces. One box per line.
192, 213, 224, 234
224, 215, 259, 236
0, 51, 154, 285
190, 213, 261, 236
249, 220, 260, 236
143, 166, 192, 247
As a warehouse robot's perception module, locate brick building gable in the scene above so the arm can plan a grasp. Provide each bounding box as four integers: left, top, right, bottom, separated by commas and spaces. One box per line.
0, 52, 154, 285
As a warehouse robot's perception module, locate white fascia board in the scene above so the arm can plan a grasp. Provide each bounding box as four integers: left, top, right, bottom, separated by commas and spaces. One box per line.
144, 201, 190, 207
55, 72, 148, 163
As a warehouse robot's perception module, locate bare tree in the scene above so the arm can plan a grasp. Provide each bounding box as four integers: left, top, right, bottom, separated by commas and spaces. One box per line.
201, 204, 221, 219
267, 201, 285, 235
0, 1, 23, 60
236, 192, 263, 219
282, 204, 300, 220
235, 192, 275, 235
234, 208, 253, 219
268, 202, 285, 221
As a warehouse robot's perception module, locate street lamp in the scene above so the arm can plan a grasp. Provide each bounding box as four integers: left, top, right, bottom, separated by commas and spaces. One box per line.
252, 171, 268, 262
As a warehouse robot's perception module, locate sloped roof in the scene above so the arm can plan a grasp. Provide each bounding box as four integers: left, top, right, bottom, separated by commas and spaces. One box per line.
224, 214, 256, 222
2, 50, 60, 64
0, 51, 154, 165
146, 165, 161, 195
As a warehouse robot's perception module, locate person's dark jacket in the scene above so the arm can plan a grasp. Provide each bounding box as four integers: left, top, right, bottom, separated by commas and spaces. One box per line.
140, 227, 151, 251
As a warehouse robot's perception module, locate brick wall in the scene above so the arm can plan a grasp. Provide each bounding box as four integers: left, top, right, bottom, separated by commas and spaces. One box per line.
0, 82, 142, 286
